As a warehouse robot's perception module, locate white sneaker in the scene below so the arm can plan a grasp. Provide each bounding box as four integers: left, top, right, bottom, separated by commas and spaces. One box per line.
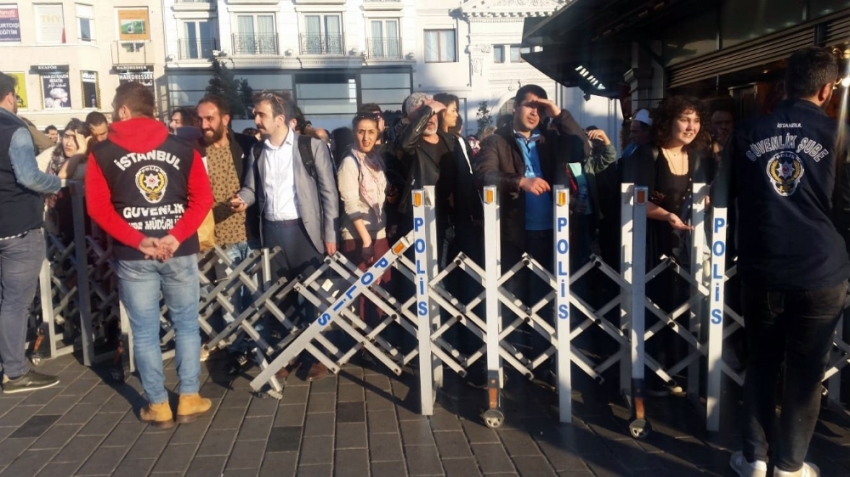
773, 462, 820, 477
729, 451, 768, 477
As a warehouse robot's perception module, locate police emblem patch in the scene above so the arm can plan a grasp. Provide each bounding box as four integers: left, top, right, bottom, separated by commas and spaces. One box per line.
135, 165, 168, 203
766, 151, 804, 196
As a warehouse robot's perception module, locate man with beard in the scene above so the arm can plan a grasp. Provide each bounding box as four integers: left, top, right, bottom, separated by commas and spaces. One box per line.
86, 111, 109, 145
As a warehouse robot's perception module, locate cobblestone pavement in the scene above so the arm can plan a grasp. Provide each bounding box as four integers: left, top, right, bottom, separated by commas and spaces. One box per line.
0, 352, 847, 477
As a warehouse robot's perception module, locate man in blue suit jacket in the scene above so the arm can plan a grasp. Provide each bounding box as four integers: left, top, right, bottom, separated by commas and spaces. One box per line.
231, 91, 338, 380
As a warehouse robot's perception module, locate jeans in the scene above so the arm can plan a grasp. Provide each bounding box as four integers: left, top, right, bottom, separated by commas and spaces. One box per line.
0, 229, 45, 378
740, 280, 846, 471
215, 240, 261, 353
117, 255, 201, 404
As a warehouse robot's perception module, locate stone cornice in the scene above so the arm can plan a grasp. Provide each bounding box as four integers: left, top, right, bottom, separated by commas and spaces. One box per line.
458, 0, 566, 19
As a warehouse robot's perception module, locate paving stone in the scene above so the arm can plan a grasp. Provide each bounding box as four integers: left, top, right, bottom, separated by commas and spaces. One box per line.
365, 374, 392, 391
401, 420, 436, 446
434, 431, 473, 458
55, 403, 101, 425
36, 395, 83, 415
197, 429, 238, 456
370, 433, 404, 462
281, 386, 309, 405
200, 381, 228, 399
266, 426, 302, 453
171, 420, 211, 444
114, 458, 157, 477
210, 406, 247, 430
51, 435, 101, 463
537, 439, 592, 472
308, 393, 336, 414
0, 405, 40, 427
310, 377, 337, 394
125, 432, 172, 460
35, 461, 80, 477
79, 412, 124, 436
30, 424, 81, 450
103, 422, 146, 447
275, 404, 306, 427
443, 457, 483, 477
9, 414, 60, 439
19, 387, 62, 406
298, 435, 333, 466
79, 385, 116, 405
337, 401, 365, 423
368, 410, 399, 433
0, 397, 24, 415
430, 413, 462, 431
221, 468, 260, 477
246, 397, 278, 417
258, 451, 297, 477
338, 385, 365, 403
0, 448, 55, 476
498, 429, 541, 456
512, 455, 557, 476
462, 419, 500, 444
305, 412, 335, 437
296, 463, 331, 477
221, 390, 253, 409
75, 446, 128, 475
371, 460, 407, 477
366, 391, 395, 411
336, 422, 367, 449
62, 378, 99, 396
185, 455, 227, 476
225, 439, 266, 469
151, 443, 196, 473
237, 416, 274, 441
471, 443, 516, 474
404, 445, 443, 476
334, 448, 369, 477
99, 393, 137, 413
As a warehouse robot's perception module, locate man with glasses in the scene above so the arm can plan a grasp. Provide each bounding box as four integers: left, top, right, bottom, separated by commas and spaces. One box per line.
230, 91, 339, 380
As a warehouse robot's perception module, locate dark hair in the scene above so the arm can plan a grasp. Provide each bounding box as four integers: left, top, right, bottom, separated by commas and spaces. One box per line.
54, 119, 91, 157
292, 106, 306, 133
198, 95, 230, 117
0, 72, 16, 101
433, 93, 460, 133
352, 113, 379, 131
651, 96, 710, 153
785, 46, 839, 99
253, 90, 295, 122
44, 125, 58, 134
514, 84, 547, 105
85, 111, 108, 127
359, 103, 382, 115
115, 82, 156, 118
171, 107, 197, 126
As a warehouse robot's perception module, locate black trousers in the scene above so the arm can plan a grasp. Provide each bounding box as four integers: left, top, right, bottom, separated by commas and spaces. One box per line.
740, 280, 846, 471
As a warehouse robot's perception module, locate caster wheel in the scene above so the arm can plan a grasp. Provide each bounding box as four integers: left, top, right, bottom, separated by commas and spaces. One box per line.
30, 354, 44, 366
482, 409, 505, 429
629, 418, 651, 439
109, 368, 127, 384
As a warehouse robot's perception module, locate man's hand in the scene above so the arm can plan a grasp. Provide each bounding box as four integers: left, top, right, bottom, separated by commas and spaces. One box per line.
423, 100, 446, 115
587, 129, 611, 145
156, 235, 181, 261
230, 194, 247, 213
530, 98, 561, 118
138, 237, 160, 260
361, 241, 375, 264
519, 177, 551, 196
667, 212, 694, 231
325, 242, 337, 256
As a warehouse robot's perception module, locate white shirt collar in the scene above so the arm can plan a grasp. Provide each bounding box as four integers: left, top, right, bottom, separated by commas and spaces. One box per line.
264, 128, 294, 151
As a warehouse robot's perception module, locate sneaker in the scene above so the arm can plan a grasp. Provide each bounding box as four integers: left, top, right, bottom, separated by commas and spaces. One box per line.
773, 462, 820, 477
3, 371, 60, 394
729, 451, 768, 477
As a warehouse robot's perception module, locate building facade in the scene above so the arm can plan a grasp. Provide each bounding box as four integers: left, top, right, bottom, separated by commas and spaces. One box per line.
0, 1, 166, 131
162, 0, 569, 134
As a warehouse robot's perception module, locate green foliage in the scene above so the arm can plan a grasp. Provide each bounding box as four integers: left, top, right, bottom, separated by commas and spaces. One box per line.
206, 58, 253, 119
476, 101, 492, 136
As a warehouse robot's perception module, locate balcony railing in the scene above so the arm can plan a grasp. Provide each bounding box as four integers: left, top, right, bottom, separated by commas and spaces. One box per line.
299, 33, 345, 55
178, 38, 217, 60
232, 33, 279, 55
175, 0, 214, 3
366, 37, 402, 59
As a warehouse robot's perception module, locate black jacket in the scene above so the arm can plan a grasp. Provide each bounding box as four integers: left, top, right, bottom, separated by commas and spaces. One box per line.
472, 110, 589, 249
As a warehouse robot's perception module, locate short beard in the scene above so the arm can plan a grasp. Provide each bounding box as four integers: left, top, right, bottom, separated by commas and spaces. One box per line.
204, 126, 225, 145
424, 125, 438, 136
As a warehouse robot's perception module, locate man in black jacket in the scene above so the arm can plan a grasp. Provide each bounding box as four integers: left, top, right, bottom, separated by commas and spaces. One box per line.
718, 46, 850, 477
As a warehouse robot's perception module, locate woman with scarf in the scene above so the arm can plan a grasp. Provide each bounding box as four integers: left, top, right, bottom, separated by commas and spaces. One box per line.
338, 112, 392, 325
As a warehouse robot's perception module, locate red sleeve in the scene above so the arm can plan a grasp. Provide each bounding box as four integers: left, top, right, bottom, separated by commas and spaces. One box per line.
168, 150, 213, 243
85, 153, 147, 249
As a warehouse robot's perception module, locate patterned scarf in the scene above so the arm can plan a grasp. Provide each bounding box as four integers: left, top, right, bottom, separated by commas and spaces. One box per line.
351, 148, 387, 222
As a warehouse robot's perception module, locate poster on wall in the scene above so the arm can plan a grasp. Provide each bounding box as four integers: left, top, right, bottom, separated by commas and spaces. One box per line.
81, 71, 99, 109
10, 73, 27, 110
117, 9, 150, 41
41, 73, 71, 109
0, 6, 21, 42
35, 4, 64, 44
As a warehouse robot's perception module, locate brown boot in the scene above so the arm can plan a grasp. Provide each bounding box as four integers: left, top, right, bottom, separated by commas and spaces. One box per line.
307, 362, 328, 381
275, 361, 300, 380
140, 401, 174, 429
176, 394, 212, 424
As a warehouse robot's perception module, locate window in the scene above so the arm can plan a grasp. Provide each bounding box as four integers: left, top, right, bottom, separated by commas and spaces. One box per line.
81, 70, 99, 108
76, 4, 94, 42
235, 14, 277, 55
181, 20, 214, 59
302, 14, 343, 55
368, 19, 399, 58
510, 45, 529, 63
35, 4, 65, 44
424, 29, 456, 63
493, 45, 504, 64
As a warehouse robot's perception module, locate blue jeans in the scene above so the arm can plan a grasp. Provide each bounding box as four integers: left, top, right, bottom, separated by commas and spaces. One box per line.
117, 255, 201, 404
741, 280, 846, 471
216, 240, 261, 352
0, 229, 45, 378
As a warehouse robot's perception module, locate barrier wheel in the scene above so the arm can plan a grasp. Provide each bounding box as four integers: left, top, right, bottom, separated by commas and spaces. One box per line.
30, 354, 44, 366
482, 409, 505, 429
109, 367, 127, 384
629, 418, 651, 439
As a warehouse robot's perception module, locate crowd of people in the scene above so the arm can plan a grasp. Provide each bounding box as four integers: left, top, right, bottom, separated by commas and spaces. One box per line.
0, 45, 845, 476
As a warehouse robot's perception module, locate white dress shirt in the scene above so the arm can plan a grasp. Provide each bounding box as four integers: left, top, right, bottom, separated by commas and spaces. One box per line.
262, 129, 300, 221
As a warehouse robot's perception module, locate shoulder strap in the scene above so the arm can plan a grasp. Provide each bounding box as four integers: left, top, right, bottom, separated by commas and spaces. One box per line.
298, 135, 317, 181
